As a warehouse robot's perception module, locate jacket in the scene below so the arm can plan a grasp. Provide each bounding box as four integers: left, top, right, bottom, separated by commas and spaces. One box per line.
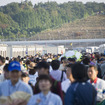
65, 82, 97, 105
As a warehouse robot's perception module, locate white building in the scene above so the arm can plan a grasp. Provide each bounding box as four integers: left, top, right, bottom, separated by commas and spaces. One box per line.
99, 44, 105, 54
86, 46, 99, 53
0, 44, 65, 58
0, 44, 7, 57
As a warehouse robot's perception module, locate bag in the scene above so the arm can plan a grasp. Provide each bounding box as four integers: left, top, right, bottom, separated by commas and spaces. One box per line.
60, 71, 65, 82
0, 91, 31, 105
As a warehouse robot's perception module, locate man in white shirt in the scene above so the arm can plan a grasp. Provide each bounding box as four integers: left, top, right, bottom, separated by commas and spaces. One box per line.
59, 57, 67, 71
88, 65, 105, 103
61, 64, 74, 93
0, 64, 10, 82
50, 60, 67, 82
19, 59, 26, 71
5, 57, 9, 64
28, 66, 38, 86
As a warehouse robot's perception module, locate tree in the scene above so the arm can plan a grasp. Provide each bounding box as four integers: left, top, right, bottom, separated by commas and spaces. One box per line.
0, 1, 105, 40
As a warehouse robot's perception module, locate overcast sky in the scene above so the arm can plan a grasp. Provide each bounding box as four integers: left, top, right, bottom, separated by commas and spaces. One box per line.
0, 0, 105, 6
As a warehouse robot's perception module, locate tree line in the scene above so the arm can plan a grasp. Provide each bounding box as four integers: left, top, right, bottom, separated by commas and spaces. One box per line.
0, 1, 105, 40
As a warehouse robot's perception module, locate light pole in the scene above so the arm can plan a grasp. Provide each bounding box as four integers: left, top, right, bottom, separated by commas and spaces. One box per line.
30, 32, 32, 40
2, 32, 3, 41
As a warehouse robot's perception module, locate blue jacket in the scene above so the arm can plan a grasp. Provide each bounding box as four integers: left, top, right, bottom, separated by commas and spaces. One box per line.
65, 82, 97, 105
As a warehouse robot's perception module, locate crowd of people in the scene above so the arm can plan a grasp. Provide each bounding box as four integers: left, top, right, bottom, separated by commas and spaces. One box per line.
0, 52, 105, 105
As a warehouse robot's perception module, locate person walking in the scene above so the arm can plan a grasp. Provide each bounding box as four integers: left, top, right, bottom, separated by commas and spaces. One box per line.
0, 61, 33, 97
65, 63, 97, 105
28, 75, 62, 105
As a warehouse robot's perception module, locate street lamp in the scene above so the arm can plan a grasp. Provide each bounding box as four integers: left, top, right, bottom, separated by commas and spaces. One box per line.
2, 32, 3, 41
30, 32, 32, 40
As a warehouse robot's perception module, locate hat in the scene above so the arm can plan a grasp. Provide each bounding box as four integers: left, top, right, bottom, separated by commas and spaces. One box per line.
8, 61, 21, 71
47, 58, 52, 63
0, 91, 31, 104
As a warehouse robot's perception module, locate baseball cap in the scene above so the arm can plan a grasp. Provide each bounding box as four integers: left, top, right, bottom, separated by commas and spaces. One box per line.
8, 61, 21, 71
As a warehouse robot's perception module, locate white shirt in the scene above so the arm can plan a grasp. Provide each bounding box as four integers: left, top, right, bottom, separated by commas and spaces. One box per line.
0, 74, 5, 83
88, 78, 105, 102
0, 65, 5, 73
59, 64, 65, 71
49, 66, 53, 73
27, 92, 62, 105
21, 65, 26, 71
29, 72, 38, 86
61, 79, 71, 93
50, 70, 67, 82
5, 60, 9, 64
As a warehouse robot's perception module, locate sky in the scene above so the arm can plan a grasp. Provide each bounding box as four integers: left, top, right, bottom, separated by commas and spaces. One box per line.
0, 0, 105, 6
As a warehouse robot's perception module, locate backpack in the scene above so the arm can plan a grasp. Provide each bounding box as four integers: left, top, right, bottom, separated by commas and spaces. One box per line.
52, 80, 59, 95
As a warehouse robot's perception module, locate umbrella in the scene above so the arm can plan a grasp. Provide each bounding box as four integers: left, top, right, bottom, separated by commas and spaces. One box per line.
59, 50, 82, 61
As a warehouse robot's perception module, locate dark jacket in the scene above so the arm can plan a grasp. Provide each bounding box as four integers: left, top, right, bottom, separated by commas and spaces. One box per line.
65, 82, 97, 105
